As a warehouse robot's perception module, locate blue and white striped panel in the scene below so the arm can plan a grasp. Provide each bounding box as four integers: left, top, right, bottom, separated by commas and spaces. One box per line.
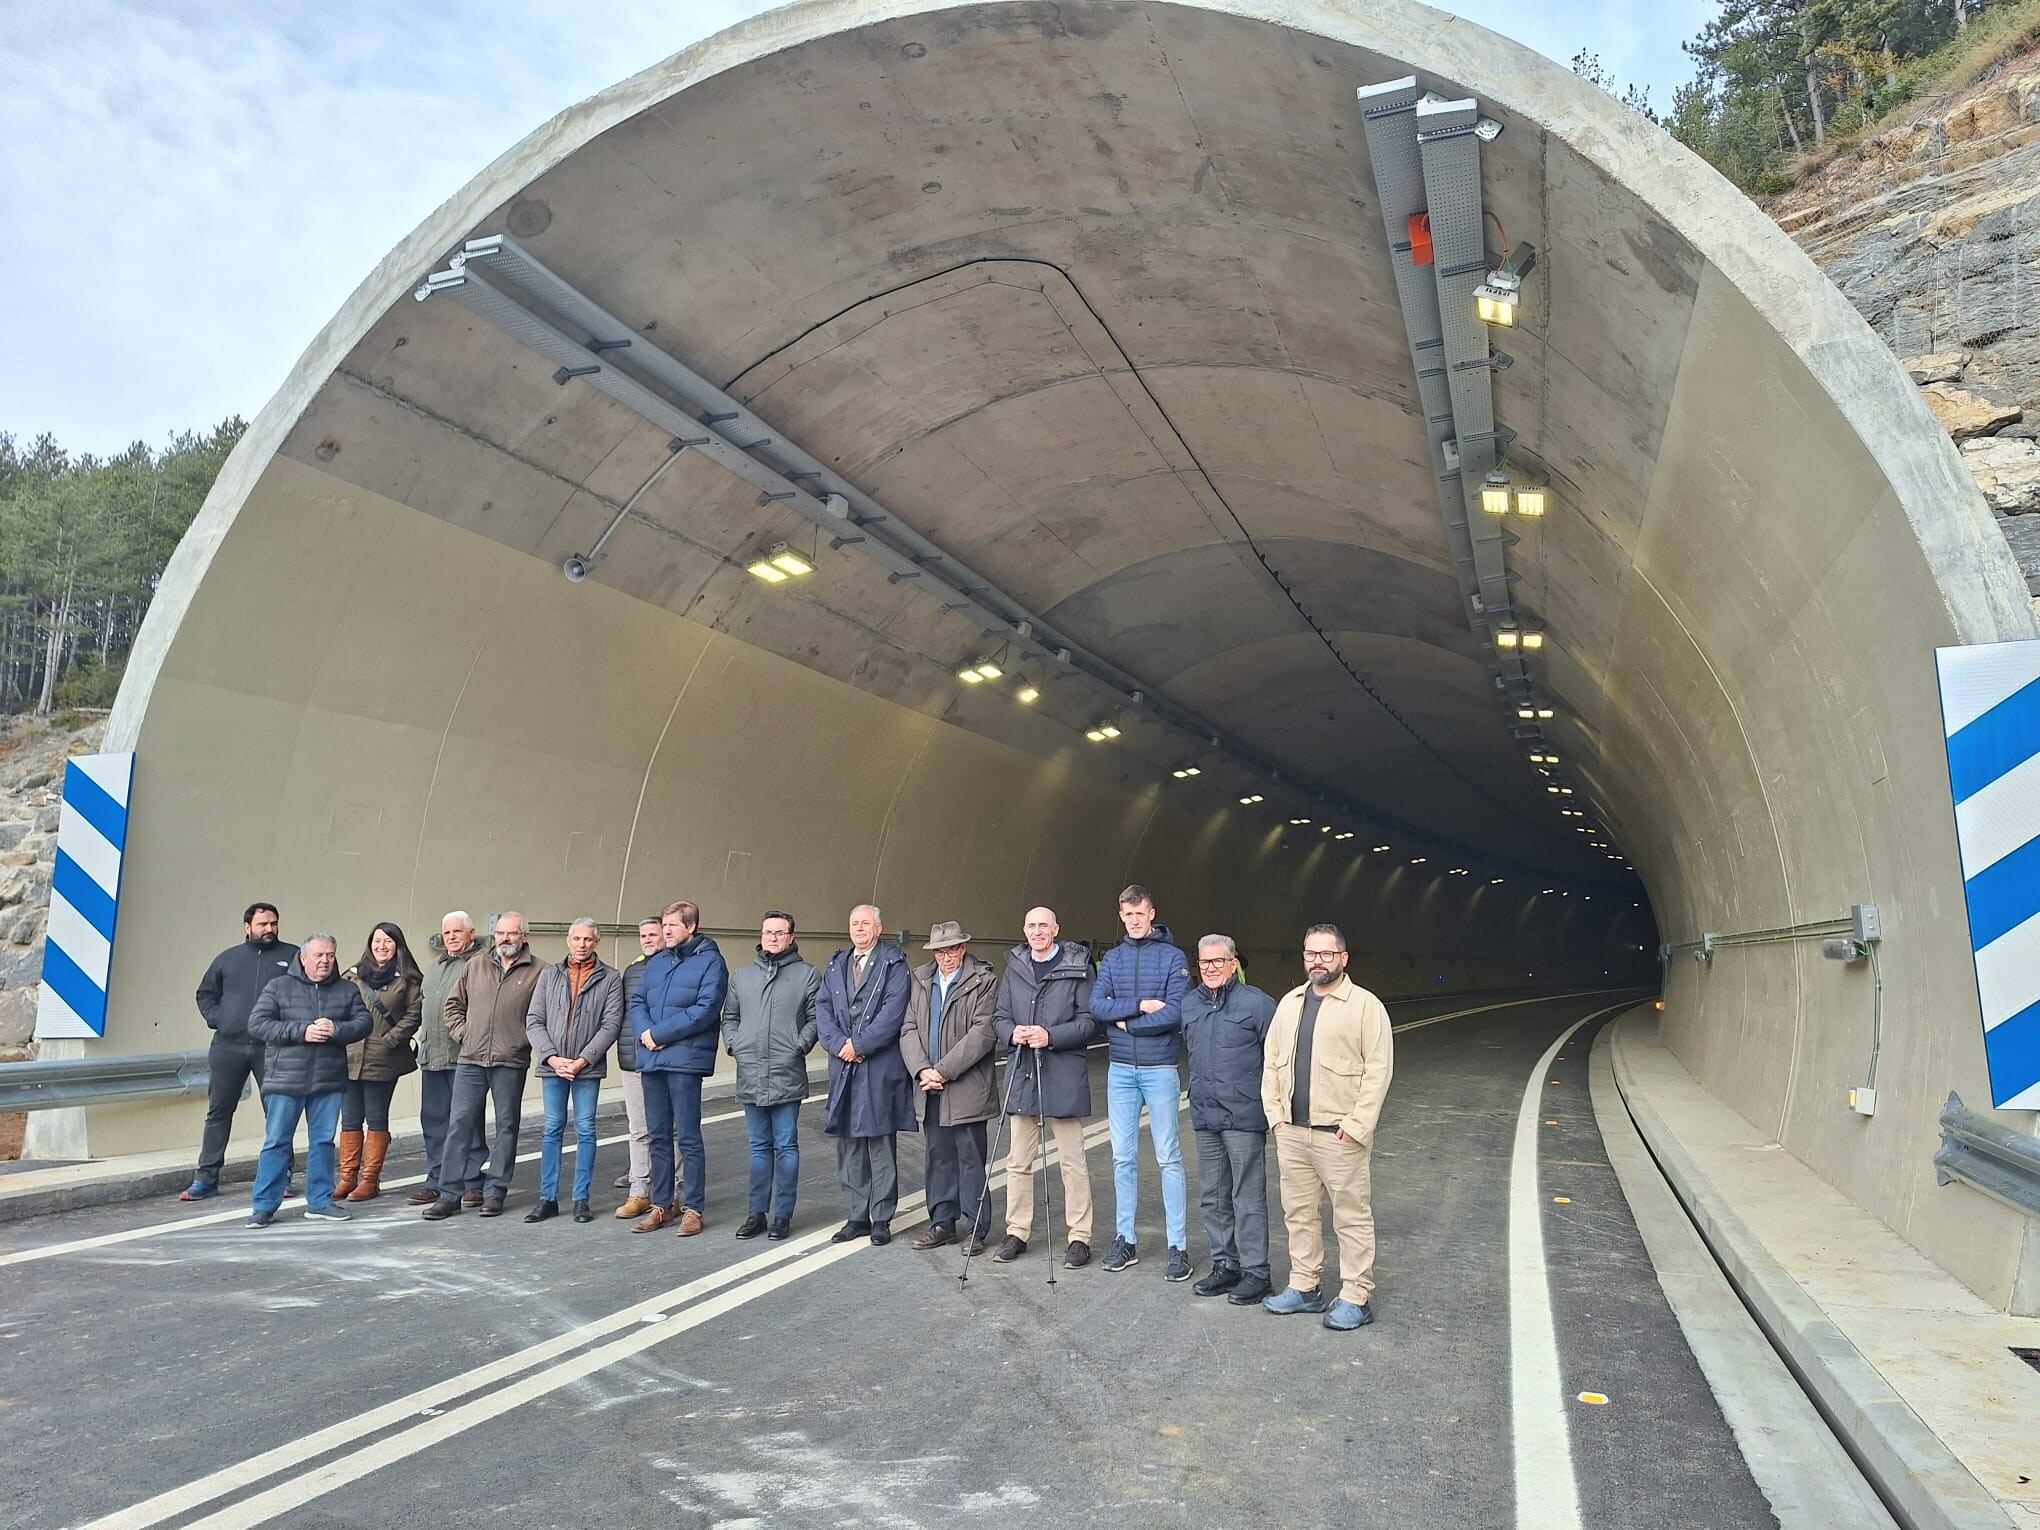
33, 752, 134, 1041
1936, 643, 2040, 1110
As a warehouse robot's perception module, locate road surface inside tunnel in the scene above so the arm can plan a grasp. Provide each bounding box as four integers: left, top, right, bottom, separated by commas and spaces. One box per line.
6, 987, 1796, 1529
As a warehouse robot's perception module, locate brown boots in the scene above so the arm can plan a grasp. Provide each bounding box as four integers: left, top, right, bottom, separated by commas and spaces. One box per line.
335, 1129, 364, 1199
348, 1129, 391, 1201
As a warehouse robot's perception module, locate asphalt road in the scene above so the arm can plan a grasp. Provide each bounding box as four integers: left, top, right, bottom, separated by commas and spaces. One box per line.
2, 986, 1792, 1529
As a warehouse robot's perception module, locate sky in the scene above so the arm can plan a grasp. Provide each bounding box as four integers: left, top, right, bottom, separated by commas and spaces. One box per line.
0, 0, 1711, 456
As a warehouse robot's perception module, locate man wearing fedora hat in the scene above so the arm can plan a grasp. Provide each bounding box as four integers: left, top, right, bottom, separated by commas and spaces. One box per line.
900, 921, 1000, 1254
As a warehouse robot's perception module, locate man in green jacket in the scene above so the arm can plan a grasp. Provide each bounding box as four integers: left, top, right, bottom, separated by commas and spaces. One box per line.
410, 911, 483, 1207
721, 911, 821, 1240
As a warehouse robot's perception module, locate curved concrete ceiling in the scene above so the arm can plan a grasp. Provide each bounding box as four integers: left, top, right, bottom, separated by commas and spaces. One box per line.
84, 0, 2039, 1301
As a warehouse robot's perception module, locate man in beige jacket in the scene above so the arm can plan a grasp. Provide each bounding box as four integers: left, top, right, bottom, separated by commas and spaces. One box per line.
1259, 923, 1392, 1331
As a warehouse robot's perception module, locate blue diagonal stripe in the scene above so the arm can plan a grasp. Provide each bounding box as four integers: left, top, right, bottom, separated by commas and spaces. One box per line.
1947, 676, 2040, 804
1985, 998, 2040, 1109
40, 939, 106, 1034
51, 850, 115, 941
1962, 833, 2040, 951
61, 758, 128, 850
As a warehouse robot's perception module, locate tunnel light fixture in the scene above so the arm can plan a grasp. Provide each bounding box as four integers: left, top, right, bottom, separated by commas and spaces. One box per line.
1536, 707, 1554, 720
1085, 717, 1122, 743
1014, 680, 1041, 705
1480, 472, 1513, 516
1410, 856, 1428, 865
1520, 630, 1546, 651
1516, 706, 1537, 720
1372, 843, 1392, 852
1448, 867, 1468, 876
1171, 765, 1202, 779
1335, 831, 1354, 841
1496, 627, 1521, 650
747, 557, 789, 584
1546, 785, 1561, 795
1289, 817, 1312, 826
1514, 486, 1549, 518
1320, 824, 1332, 834
1239, 793, 1265, 805
1474, 282, 1518, 327
1490, 877, 1505, 885
747, 542, 812, 582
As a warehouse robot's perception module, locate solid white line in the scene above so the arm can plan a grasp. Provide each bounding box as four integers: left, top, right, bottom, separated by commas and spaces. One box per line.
1508, 1000, 1634, 1530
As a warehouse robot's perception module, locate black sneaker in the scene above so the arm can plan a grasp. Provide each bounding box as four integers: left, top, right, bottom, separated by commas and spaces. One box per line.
523, 1200, 558, 1224
992, 1234, 1027, 1262
303, 1204, 352, 1222
1062, 1240, 1092, 1269
246, 1210, 274, 1229
1163, 1247, 1192, 1282
1193, 1263, 1241, 1296
767, 1218, 792, 1240
1226, 1273, 1273, 1306
735, 1213, 769, 1240
1102, 1237, 1138, 1272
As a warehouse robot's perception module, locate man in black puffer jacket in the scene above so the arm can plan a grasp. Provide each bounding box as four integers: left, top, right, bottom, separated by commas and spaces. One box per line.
181, 902, 299, 1201
244, 933, 372, 1228
1181, 933, 1277, 1306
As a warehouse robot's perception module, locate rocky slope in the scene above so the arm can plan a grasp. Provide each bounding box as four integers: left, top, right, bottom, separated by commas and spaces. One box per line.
1769, 46, 2040, 597
0, 714, 107, 1049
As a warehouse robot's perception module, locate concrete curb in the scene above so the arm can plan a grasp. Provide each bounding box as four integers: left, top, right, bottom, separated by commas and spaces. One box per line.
1608, 1012, 2015, 1530
0, 1061, 829, 1225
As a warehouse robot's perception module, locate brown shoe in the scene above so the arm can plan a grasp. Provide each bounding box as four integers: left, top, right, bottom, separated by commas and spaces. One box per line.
461, 1190, 485, 1208
348, 1129, 390, 1201
632, 1205, 674, 1233
676, 1208, 705, 1237
407, 1187, 438, 1206
912, 1224, 957, 1251
334, 1129, 363, 1200
614, 1195, 652, 1220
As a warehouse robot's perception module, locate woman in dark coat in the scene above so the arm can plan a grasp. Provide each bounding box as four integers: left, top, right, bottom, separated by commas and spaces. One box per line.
337, 921, 422, 1200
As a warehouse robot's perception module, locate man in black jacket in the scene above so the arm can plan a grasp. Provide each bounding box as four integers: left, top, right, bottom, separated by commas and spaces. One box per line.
990, 907, 1098, 1268
181, 903, 299, 1202
244, 933, 373, 1226
1182, 933, 1277, 1305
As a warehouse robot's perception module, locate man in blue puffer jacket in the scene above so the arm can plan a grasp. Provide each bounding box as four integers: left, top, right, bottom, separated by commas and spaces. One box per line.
1088, 883, 1192, 1280
627, 899, 728, 1236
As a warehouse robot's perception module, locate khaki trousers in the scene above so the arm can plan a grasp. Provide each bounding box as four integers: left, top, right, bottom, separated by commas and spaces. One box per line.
1274, 1123, 1376, 1304
1005, 1114, 1093, 1244
620, 1069, 651, 1196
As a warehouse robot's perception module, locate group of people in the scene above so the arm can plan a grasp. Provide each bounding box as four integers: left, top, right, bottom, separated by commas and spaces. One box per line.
183, 885, 1394, 1330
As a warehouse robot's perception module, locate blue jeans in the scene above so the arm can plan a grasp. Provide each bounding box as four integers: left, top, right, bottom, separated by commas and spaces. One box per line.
1107, 1063, 1186, 1246
744, 1102, 801, 1220
539, 1074, 601, 1203
253, 1090, 341, 1215
643, 1071, 706, 1213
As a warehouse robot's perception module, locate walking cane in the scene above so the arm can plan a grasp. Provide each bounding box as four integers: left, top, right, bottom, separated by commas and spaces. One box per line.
959, 1049, 1025, 1289
1035, 1047, 1058, 1290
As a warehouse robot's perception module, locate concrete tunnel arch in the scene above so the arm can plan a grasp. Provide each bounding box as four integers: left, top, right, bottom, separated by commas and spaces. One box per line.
42, 0, 2037, 1305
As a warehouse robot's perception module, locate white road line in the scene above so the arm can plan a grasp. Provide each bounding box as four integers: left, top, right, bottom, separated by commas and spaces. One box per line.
0, 988, 1627, 1270
1508, 999, 1635, 1530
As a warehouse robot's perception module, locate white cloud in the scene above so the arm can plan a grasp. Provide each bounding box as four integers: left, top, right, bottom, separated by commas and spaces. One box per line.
0, 0, 1706, 454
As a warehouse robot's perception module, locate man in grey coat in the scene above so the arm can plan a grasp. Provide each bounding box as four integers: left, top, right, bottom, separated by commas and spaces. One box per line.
991, 907, 1098, 1268
721, 910, 821, 1241
523, 918, 626, 1225
900, 922, 999, 1254
411, 910, 484, 1207
1182, 933, 1277, 1304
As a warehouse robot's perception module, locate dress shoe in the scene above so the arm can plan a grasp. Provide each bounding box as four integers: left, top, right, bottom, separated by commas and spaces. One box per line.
478, 1194, 505, 1218
573, 1200, 594, 1223
1323, 1299, 1376, 1331
407, 1187, 439, 1206
1193, 1264, 1242, 1297
830, 1221, 872, 1243
869, 1222, 892, 1246
461, 1190, 485, 1208
959, 1232, 988, 1257
1227, 1273, 1273, 1306
1062, 1240, 1091, 1269
767, 1218, 792, 1240
676, 1208, 705, 1237
421, 1198, 460, 1221
612, 1171, 631, 1189
735, 1213, 769, 1240
524, 1199, 558, 1224
633, 1205, 675, 1233
614, 1195, 652, 1220
912, 1223, 957, 1251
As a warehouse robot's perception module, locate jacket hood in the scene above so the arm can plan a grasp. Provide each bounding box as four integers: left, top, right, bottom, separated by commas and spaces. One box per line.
285, 953, 343, 985
1006, 940, 1090, 977
664, 931, 719, 963
1114, 922, 1176, 949
754, 943, 806, 968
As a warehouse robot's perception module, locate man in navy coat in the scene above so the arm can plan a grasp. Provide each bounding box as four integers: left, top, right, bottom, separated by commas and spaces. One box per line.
816, 902, 916, 1245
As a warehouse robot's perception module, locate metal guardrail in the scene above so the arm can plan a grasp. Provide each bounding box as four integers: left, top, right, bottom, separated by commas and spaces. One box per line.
0, 1050, 219, 1113
1935, 1092, 2040, 1218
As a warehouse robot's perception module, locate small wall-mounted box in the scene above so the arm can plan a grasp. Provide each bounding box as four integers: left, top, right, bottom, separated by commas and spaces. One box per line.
1848, 1086, 1877, 1116
1851, 903, 1881, 943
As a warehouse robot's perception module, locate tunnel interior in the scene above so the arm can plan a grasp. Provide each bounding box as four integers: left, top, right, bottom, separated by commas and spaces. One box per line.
82, 0, 2036, 1304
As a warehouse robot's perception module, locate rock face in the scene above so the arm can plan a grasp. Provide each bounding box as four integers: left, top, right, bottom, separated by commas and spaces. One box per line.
1771, 48, 2040, 602
0, 714, 109, 1047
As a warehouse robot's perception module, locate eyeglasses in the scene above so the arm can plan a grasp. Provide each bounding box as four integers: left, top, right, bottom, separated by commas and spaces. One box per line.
1301, 950, 1342, 961
1196, 957, 1234, 968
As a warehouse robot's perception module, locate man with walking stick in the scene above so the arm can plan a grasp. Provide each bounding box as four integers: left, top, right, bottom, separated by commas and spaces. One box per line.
989, 907, 1098, 1268
900, 921, 998, 1255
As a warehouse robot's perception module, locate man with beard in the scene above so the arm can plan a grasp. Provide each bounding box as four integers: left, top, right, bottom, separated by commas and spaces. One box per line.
181, 903, 299, 1201
1260, 924, 1394, 1331
423, 911, 543, 1220
721, 910, 820, 1240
